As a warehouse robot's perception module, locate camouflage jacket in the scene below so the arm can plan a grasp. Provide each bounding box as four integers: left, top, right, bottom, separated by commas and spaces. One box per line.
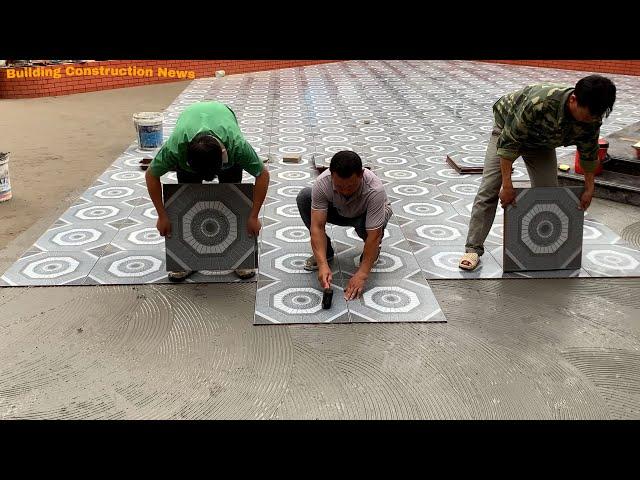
493, 84, 602, 172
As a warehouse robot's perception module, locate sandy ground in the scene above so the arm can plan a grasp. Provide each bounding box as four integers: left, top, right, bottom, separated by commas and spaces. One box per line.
0, 81, 191, 272
1, 81, 640, 419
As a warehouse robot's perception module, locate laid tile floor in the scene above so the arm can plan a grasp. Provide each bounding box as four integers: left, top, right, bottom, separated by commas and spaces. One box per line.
2, 61, 639, 324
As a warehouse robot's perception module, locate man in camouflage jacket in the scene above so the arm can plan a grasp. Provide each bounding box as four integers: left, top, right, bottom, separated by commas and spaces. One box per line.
459, 74, 617, 271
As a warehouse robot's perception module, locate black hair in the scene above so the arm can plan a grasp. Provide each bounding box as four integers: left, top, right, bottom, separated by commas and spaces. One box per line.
187, 132, 223, 179
329, 150, 363, 178
574, 75, 616, 118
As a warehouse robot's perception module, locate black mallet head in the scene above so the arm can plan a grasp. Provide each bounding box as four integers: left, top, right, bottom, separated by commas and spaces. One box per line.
322, 288, 334, 309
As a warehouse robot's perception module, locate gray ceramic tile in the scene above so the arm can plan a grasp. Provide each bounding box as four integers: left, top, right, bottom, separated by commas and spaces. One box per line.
257, 241, 341, 281
254, 275, 350, 325
581, 244, 640, 277
259, 218, 311, 247
583, 218, 627, 245
393, 195, 460, 223
336, 239, 424, 281
489, 246, 591, 278
503, 187, 584, 272
163, 183, 257, 272
414, 245, 503, 279
1, 251, 100, 286
84, 249, 168, 285
111, 225, 164, 251
33, 221, 120, 253
344, 276, 446, 323
58, 202, 135, 226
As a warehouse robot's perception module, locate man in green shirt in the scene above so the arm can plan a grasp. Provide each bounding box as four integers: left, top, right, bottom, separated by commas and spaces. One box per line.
145, 101, 270, 281
459, 74, 616, 271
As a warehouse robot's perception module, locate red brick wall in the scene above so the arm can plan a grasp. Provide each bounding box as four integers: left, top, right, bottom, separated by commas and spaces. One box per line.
480, 60, 640, 76
0, 60, 338, 99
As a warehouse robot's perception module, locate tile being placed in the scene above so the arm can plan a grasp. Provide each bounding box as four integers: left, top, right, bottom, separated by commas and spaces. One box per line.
163, 183, 257, 273
488, 246, 590, 278
503, 187, 584, 272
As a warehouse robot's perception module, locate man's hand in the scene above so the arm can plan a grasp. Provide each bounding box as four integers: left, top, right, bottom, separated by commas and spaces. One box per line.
156, 214, 172, 237
499, 184, 517, 208
580, 172, 595, 211
247, 215, 262, 237
344, 272, 368, 301
318, 264, 333, 290
579, 188, 594, 211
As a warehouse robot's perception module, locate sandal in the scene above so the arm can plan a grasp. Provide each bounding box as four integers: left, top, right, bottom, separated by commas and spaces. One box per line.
304, 253, 334, 271
168, 270, 195, 282
459, 252, 480, 271
235, 269, 256, 280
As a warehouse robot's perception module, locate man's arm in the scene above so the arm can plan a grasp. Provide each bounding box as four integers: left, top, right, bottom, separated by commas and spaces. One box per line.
359, 228, 383, 274
344, 227, 382, 301
499, 158, 516, 208
247, 168, 270, 237
580, 171, 595, 210
145, 169, 172, 237
495, 94, 540, 208
231, 138, 271, 236
146, 145, 178, 237
575, 131, 600, 210
310, 208, 332, 289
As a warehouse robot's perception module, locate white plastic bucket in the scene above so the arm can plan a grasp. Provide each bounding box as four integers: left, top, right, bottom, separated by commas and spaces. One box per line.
0, 152, 11, 203
133, 112, 164, 150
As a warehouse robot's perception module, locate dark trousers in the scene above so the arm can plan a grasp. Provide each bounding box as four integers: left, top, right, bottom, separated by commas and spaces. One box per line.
176, 163, 243, 184
296, 186, 385, 258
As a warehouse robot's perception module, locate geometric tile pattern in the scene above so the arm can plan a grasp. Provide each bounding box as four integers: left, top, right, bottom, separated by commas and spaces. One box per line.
334, 232, 447, 323
163, 183, 257, 272
581, 244, 640, 277
83, 249, 167, 285
0, 250, 101, 286
503, 187, 584, 272
2, 60, 640, 288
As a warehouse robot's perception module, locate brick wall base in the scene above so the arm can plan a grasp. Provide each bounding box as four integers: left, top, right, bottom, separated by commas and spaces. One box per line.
0, 60, 338, 99
480, 60, 640, 77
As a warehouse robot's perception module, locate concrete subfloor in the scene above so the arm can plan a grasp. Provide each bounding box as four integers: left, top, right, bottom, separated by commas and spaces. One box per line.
1, 78, 640, 419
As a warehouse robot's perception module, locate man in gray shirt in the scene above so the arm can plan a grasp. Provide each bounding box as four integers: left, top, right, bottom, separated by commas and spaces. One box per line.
296, 150, 393, 300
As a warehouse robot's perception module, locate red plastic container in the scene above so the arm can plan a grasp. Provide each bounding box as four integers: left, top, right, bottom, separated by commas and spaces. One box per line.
574, 138, 609, 176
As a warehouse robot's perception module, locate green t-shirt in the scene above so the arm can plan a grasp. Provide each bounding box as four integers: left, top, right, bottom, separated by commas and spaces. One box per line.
149, 101, 264, 178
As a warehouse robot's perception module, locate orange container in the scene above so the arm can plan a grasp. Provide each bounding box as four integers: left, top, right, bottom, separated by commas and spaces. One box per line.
574, 138, 609, 175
